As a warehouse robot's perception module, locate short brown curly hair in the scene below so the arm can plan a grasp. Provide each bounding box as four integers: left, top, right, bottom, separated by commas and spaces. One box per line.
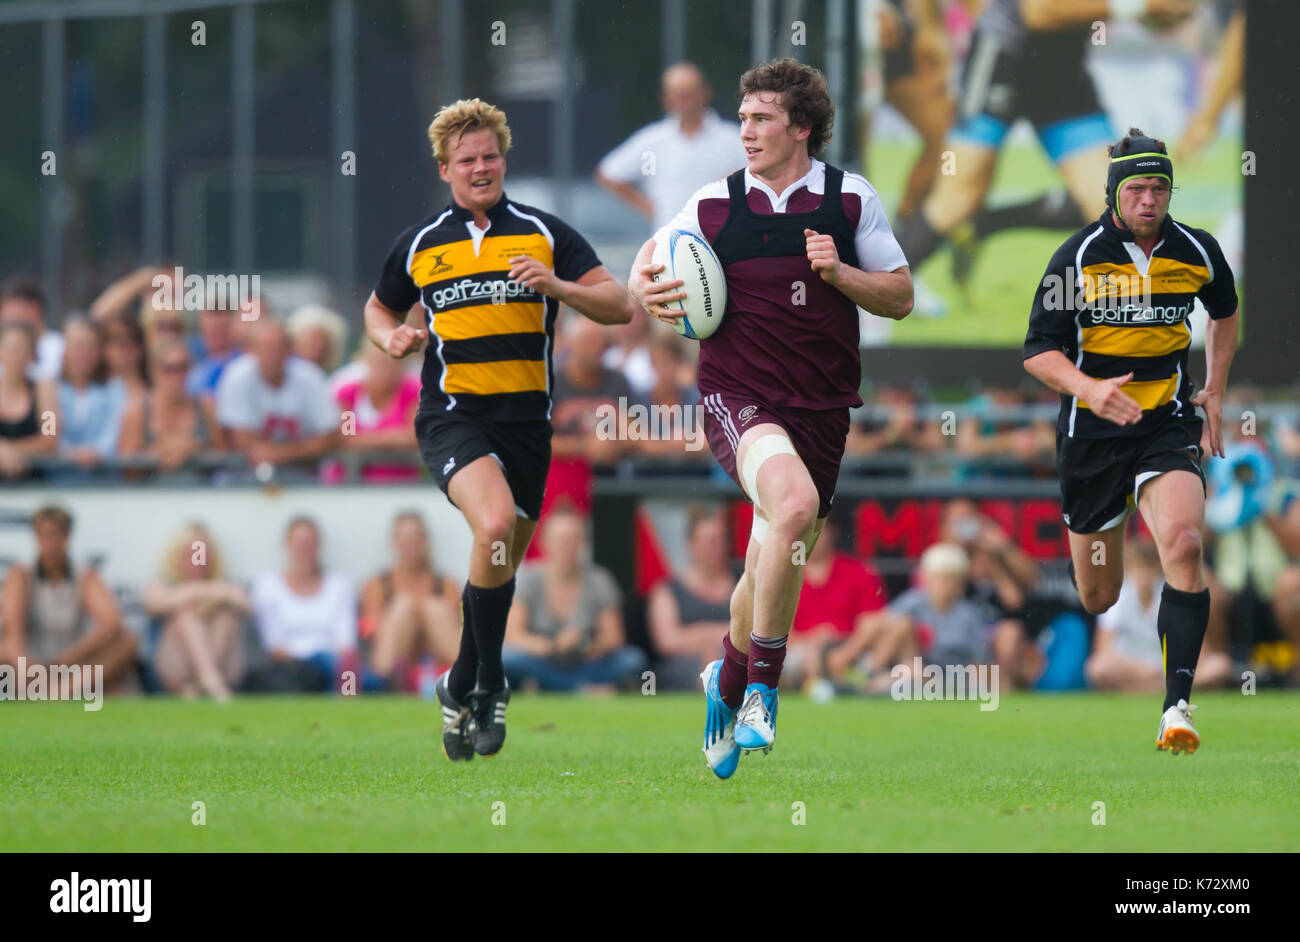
737, 58, 834, 158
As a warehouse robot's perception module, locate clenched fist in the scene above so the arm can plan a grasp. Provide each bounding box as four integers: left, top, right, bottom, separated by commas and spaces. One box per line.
386, 324, 427, 359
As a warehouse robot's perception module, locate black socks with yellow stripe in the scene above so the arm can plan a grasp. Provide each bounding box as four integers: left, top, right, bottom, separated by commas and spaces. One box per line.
1157, 584, 1210, 711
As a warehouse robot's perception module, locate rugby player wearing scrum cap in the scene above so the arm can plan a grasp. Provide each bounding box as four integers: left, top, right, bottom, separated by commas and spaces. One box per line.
1023, 129, 1240, 755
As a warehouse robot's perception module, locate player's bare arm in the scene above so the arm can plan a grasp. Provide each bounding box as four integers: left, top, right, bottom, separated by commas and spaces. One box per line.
1020, 0, 1193, 31
1023, 350, 1143, 427
507, 258, 634, 325
1190, 308, 1239, 459
363, 292, 427, 358
628, 237, 687, 323
803, 228, 913, 319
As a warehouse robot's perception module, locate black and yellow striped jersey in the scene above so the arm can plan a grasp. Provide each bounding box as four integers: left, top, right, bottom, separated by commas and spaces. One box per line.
374, 194, 601, 423
1023, 210, 1237, 439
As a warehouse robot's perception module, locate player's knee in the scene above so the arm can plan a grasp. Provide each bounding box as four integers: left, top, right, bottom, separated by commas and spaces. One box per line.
769, 490, 818, 539
1162, 524, 1203, 572
1079, 584, 1120, 615
474, 509, 516, 548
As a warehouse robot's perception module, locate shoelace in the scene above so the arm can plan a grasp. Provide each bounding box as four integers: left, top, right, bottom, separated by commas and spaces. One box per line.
458, 707, 475, 737
736, 690, 769, 728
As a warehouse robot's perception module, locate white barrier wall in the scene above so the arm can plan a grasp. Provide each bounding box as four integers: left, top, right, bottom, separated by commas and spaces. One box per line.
0, 486, 474, 591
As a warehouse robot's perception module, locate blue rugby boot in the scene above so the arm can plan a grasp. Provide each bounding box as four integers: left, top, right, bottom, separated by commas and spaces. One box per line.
700, 660, 740, 779
733, 682, 778, 753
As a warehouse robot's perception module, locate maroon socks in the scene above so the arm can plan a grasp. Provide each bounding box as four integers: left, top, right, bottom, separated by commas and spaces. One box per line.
718, 631, 789, 709
718, 633, 749, 710
747, 632, 787, 691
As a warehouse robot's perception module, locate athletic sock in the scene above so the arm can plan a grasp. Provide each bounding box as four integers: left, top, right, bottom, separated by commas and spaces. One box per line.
747, 632, 788, 691
468, 578, 516, 694
446, 584, 479, 702
1157, 584, 1211, 712
718, 633, 748, 711
972, 189, 1083, 239
893, 211, 945, 269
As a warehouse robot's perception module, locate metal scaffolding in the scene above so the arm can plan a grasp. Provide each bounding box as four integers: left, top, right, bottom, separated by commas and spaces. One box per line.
8, 0, 851, 316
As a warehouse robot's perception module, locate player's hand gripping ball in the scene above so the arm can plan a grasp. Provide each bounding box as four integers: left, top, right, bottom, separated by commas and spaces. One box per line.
650, 230, 727, 340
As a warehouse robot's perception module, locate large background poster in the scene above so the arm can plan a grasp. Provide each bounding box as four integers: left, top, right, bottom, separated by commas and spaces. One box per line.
856, 0, 1244, 348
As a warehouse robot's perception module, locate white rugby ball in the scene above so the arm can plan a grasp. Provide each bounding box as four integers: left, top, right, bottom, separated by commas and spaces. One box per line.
652, 229, 727, 340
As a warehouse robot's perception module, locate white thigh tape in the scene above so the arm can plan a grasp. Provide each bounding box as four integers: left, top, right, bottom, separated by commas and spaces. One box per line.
741, 433, 798, 511
750, 513, 769, 546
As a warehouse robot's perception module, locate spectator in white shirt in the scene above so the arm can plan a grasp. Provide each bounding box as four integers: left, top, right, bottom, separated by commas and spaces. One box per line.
215, 318, 340, 476
595, 62, 747, 231
250, 516, 358, 692
1086, 539, 1232, 692
0, 276, 64, 383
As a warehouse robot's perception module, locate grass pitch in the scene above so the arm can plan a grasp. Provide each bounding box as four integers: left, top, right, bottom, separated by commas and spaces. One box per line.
2, 691, 1296, 852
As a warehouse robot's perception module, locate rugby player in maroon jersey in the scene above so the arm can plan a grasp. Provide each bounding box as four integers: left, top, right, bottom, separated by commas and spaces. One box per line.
628, 59, 914, 777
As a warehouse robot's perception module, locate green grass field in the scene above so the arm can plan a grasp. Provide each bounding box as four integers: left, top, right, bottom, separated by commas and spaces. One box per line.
2, 691, 1296, 852
866, 137, 1243, 346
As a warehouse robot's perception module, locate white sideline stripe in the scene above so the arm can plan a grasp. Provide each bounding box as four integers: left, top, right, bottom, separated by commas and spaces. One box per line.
715, 395, 742, 453
1173, 221, 1214, 283
704, 394, 738, 452
507, 203, 555, 251
702, 395, 731, 451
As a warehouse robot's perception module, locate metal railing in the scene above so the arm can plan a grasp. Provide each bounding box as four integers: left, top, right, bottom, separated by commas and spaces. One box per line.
4, 400, 1293, 487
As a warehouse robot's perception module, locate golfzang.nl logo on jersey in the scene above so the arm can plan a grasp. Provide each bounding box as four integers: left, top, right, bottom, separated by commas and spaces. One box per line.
427, 277, 538, 310
1082, 301, 1192, 327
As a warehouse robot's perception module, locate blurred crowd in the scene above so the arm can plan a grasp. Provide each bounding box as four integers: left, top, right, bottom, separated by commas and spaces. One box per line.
0, 500, 649, 698
11, 267, 1300, 493
3, 483, 1296, 703
0, 267, 1152, 490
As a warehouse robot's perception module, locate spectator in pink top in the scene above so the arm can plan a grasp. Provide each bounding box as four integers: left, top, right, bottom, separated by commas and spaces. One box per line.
323, 343, 422, 483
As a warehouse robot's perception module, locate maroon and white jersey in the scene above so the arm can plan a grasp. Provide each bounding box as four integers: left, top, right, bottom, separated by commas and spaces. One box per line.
655, 159, 907, 410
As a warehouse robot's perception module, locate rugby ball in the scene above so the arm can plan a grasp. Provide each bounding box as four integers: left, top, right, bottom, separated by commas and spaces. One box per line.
652, 229, 727, 340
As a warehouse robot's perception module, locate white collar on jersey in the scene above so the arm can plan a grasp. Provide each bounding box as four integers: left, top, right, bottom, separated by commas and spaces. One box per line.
744, 158, 824, 213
